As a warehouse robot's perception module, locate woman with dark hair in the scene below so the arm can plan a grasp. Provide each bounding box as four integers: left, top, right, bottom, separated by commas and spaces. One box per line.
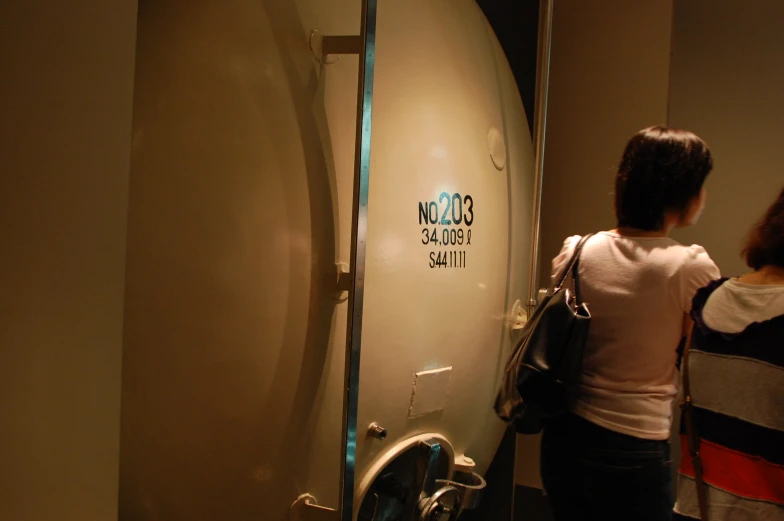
674, 188, 784, 520
540, 126, 721, 521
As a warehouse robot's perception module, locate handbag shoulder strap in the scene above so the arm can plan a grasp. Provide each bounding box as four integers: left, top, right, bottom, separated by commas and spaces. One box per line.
553, 234, 594, 303
681, 324, 710, 521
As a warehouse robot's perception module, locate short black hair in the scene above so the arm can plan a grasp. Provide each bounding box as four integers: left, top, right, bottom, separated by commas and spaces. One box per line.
742, 187, 784, 270
614, 126, 713, 231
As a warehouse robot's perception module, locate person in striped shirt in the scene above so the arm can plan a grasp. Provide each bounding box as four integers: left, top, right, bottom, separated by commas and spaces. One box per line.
674, 186, 784, 520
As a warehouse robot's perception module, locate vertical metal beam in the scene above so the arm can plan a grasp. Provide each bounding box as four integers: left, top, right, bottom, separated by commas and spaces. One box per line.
340, 0, 378, 519
526, 0, 555, 317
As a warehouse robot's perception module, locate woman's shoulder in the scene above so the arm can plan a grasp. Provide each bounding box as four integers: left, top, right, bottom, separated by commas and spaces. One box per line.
679, 242, 712, 260
550, 235, 589, 281
674, 242, 720, 277
553, 234, 587, 259
662, 242, 721, 313
560, 234, 583, 249
559, 233, 602, 249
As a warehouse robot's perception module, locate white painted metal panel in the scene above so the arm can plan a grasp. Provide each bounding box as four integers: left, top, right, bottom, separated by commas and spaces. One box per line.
120, 1, 534, 519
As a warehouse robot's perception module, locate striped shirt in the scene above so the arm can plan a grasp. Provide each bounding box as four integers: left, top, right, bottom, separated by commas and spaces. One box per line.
674, 278, 784, 521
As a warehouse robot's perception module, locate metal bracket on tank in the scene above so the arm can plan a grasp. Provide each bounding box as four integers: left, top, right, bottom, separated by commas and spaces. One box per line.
509, 299, 529, 335
331, 262, 352, 302
323, 35, 363, 55
290, 493, 380, 521
289, 494, 339, 521
308, 30, 364, 65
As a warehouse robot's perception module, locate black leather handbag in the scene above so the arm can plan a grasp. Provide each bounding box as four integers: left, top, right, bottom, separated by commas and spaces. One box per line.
494, 234, 593, 434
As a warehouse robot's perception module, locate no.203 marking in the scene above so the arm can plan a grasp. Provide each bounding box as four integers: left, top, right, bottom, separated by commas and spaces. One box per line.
418, 192, 474, 226
417, 192, 473, 269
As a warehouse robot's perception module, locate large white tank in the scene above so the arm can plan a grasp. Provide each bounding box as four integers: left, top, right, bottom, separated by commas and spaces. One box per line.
119, 0, 535, 520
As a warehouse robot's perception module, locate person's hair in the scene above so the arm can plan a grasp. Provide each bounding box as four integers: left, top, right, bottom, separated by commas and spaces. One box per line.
742, 187, 784, 270
614, 125, 713, 231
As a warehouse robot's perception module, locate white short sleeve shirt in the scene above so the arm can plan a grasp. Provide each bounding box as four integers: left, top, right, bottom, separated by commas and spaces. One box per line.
552, 231, 720, 440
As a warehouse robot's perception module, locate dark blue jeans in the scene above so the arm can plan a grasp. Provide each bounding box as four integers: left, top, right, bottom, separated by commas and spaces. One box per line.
541, 413, 673, 521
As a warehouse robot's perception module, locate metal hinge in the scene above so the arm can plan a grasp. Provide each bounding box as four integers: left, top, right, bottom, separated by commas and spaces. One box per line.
289, 494, 339, 521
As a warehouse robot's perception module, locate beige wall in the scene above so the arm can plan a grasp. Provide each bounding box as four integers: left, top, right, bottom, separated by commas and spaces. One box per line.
0, 2, 138, 520
668, 0, 784, 275
515, 0, 675, 488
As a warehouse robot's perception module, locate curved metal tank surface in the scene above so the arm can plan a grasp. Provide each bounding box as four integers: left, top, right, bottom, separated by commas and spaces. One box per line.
119, 0, 535, 520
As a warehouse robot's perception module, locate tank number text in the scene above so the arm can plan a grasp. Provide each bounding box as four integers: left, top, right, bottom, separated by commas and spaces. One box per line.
417, 192, 474, 269
418, 192, 474, 226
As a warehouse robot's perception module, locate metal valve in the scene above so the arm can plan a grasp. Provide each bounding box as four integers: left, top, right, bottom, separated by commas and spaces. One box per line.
417, 485, 462, 521
367, 422, 387, 440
